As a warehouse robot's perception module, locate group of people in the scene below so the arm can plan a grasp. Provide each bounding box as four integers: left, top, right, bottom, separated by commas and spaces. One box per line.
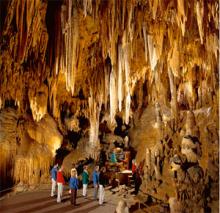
50, 163, 108, 206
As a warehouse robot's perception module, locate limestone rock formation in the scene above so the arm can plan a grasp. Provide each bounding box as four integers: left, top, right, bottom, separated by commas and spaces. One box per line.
0, 0, 218, 211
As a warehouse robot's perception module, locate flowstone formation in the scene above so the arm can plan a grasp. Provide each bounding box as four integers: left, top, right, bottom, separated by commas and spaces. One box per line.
0, 0, 218, 211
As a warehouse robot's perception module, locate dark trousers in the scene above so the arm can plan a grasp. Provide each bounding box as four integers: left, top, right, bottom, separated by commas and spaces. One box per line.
70, 189, 77, 205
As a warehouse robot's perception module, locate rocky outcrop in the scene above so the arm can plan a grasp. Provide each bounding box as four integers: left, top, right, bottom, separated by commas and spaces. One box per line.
0, 108, 62, 191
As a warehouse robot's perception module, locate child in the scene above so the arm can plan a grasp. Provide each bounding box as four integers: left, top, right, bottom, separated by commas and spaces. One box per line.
69, 169, 79, 206
56, 165, 65, 203
82, 165, 89, 197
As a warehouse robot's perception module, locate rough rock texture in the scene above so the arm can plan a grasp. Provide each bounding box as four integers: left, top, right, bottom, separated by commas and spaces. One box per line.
0, 109, 62, 191
0, 0, 218, 211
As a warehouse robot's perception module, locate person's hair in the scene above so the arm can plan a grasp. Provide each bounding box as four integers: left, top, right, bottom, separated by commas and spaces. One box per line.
71, 169, 77, 177
101, 166, 106, 172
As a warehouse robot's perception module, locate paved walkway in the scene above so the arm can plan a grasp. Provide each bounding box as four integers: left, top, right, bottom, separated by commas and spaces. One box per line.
0, 187, 118, 213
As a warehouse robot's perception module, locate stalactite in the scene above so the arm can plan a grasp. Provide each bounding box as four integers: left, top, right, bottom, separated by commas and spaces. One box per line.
196, 0, 204, 44
88, 89, 102, 159
176, 0, 187, 36
143, 24, 148, 62
127, 1, 134, 43
62, 0, 79, 96
109, 67, 117, 124
124, 46, 131, 125
168, 39, 180, 77
154, 24, 164, 59
0, 97, 2, 110
26, 0, 34, 33
147, 35, 158, 71
104, 66, 109, 110
118, 45, 124, 112
168, 68, 178, 127
206, 33, 218, 61
83, 0, 92, 17
152, 0, 158, 20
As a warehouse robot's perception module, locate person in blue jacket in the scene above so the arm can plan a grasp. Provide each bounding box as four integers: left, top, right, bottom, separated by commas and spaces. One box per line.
50, 163, 58, 197
92, 166, 99, 200
69, 169, 79, 206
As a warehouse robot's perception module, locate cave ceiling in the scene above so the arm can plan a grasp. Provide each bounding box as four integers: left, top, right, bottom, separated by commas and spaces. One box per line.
0, 0, 219, 149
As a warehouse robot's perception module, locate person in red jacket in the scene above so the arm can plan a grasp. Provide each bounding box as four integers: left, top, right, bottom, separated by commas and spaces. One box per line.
57, 165, 65, 203
132, 159, 137, 175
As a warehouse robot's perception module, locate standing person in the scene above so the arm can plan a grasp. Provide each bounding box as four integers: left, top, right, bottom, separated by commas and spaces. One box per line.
69, 169, 79, 206
92, 166, 99, 200
134, 169, 142, 195
82, 165, 89, 197
50, 163, 58, 197
57, 165, 65, 203
111, 149, 117, 163
132, 159, 137, 175
71, 163, 78, 177
99, 167, 108, 205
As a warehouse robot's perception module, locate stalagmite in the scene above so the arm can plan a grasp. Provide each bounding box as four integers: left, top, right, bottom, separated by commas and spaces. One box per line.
196, 0, 204, 44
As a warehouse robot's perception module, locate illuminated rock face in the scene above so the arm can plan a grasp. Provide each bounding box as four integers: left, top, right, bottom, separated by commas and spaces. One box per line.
0, 0, 218, 211
0, 109, 62, 190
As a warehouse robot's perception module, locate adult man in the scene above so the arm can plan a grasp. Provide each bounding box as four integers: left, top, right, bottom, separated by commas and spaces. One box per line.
82, 165, 89, 197
99, 167, 108, 205
50, 163, 58, 197
92, 166, 99, 200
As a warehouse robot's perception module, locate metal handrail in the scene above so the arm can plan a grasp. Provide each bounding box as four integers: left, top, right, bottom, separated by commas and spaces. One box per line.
0, 185, 17, 193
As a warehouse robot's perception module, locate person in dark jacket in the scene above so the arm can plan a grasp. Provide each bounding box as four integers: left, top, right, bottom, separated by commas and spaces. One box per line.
134, 169, 142, 195
69, 169, 79, 206
99, 167, 108, 205
92, 166, 99, 200
82, 165, 89, 197
50, 163, 58, 197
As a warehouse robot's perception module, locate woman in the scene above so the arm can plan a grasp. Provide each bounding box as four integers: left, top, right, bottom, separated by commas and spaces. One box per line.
56, 165, 65, 203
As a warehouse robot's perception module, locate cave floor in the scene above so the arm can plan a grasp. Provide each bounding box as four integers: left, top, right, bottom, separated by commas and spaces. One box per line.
0, 186, 145, 213
0, 187, 118, 213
